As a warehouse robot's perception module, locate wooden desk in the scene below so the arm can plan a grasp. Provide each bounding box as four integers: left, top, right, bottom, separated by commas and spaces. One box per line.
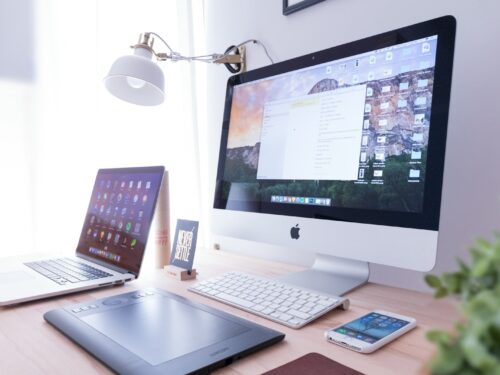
0, 249, 457, 374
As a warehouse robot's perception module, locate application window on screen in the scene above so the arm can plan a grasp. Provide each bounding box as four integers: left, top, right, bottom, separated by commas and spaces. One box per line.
257, 85, 367, 181
252, 37, 435, 188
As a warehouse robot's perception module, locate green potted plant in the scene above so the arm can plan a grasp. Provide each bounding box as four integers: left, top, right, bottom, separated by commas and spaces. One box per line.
424, 235, 500, 375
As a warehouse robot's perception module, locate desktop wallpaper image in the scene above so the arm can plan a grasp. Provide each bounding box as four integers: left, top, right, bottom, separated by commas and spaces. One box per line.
222, 39, 436, 213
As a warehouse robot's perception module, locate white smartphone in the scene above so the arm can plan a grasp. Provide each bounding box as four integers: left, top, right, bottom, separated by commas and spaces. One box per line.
325, 310, 416, 353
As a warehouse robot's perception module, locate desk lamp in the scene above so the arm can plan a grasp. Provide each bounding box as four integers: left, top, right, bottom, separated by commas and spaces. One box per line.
104, 32, 273, 106
103, 32, 273, 267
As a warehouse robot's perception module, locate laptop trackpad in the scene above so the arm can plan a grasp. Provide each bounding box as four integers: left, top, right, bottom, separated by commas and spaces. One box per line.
81, 294, 249, 366
0, 271, 35, 283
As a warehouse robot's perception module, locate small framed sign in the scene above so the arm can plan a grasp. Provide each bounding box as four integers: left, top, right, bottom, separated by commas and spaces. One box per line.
170, 219, 199, 271
283, 0, 325, 15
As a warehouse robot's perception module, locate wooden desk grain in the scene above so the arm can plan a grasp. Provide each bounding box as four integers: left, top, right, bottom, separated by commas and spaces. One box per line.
0, 249, 457, 374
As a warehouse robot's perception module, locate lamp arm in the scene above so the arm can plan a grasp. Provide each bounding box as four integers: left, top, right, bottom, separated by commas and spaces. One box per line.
135, 33, 274, 72
141, 32, 220, 63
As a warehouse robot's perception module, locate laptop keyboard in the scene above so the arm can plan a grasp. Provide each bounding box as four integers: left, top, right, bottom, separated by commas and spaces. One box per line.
24, 258, 113, 285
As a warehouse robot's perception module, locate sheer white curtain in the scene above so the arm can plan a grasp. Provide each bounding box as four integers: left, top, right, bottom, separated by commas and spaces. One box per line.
0, 81, 35, 256
0, 0, 205, 261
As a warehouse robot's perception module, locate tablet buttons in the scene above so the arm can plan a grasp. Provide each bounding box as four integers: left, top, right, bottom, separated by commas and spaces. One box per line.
71, 304, 99, 313
131, 291, 155, 299
102, 298, 126, 306
71, 305, 99, 314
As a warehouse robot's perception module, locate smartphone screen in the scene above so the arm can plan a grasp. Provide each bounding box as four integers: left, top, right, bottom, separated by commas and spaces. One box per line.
334, 312, 410, 344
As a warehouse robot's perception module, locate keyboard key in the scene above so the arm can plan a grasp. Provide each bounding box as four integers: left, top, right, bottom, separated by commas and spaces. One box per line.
318, 298, 333, 306
252, 305, 265, 312
262, 308, 274, 315
309, 306, 327, 315
288, 309, 312, 320
289, 318, 306, 326
217, 293, 255, 308
279, 313, 293, 322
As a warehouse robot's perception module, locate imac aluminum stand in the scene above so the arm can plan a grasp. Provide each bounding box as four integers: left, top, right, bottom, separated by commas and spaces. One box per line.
276, 254, 369, 296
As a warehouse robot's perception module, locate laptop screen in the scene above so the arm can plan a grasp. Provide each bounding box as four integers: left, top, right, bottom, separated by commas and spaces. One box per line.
76, 166, 164, 275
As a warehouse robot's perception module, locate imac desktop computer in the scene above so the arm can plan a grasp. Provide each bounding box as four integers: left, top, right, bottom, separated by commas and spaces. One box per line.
211, 16, 456, 297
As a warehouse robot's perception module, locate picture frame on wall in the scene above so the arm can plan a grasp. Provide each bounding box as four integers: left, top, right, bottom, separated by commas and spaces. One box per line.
283, 0, 325, 15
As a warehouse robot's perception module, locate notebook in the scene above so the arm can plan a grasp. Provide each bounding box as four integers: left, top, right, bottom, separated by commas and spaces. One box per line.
0, 166, 164, 306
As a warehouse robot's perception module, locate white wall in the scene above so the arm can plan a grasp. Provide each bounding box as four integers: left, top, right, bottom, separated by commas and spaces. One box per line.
203, 0, 500, 291
0, 0, 35, 255
0, 0, 34, 81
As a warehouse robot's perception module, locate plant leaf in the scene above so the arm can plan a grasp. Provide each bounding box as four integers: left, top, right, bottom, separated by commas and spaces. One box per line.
457, 258, 471, 274
443, 273, 462, 294
472, 257, 491, 278
429, 342, 464, 374
435, 287, 448, 298
461, 329, 500, 372
425, 274, 442, 289
425, 235, 500, 375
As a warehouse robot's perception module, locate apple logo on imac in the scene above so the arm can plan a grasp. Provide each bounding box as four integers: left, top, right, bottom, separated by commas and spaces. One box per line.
290, 224, 300, 240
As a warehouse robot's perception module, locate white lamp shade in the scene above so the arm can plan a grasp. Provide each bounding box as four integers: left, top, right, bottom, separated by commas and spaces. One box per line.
104, 47, 165, 106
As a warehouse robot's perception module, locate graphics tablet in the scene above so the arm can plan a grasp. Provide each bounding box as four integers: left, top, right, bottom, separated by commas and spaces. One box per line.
44, 288, 285, 374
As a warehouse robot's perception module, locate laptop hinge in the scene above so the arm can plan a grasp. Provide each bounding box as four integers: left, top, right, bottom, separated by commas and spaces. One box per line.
76, 253, 135, 276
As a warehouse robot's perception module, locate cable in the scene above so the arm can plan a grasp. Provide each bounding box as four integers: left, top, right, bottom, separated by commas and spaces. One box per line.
144, 33, 275, 72
224, 39, 274, 64
148, 32, 174, 54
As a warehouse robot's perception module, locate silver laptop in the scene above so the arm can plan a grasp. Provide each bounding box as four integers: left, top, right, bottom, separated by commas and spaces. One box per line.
0, 166, 165, 306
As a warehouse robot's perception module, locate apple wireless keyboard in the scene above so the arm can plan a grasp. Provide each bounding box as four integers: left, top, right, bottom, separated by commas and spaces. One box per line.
188, 271, 349, 329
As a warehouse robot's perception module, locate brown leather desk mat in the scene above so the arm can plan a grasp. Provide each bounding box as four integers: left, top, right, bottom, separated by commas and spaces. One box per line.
262, 352, 364, 375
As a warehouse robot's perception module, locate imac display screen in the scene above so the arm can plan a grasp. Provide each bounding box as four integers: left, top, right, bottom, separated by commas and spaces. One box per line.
214, 17, 455, 230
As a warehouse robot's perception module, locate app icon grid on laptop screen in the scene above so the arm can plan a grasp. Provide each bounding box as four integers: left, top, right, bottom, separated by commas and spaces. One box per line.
77, 167, 163, 275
